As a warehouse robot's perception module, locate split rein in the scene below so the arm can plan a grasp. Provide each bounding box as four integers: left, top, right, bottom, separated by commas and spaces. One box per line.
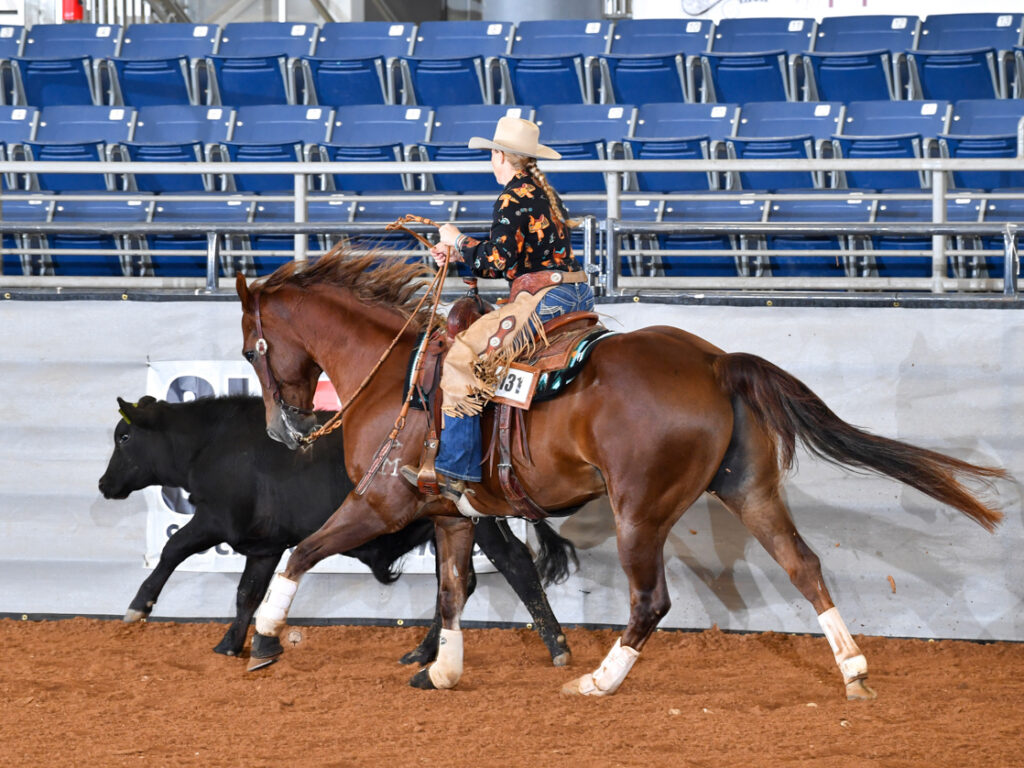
253, 214, 449, 492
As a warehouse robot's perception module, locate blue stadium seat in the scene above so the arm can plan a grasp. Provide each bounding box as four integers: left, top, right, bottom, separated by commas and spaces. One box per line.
707, 17, 815, 101
727, 134, 816, 191
699, 51, 790, 103
534, 103, 634, 145
840, 99, 950, 138
915, 13, 1023, 52
325, 104, 428, 191
124, 105, 232, 192
428, 104, 532, 143
908, 48, 1001, 101
0, 104, 37, 144
627, 103, 737, 191
219, 105, 331, 192
23, 105, 134, 191
300, 55, 388, 105
597, 53, 687, 104
13, 23, 122, 105
313, 22, 416, 60
0, 25, 25, 104
608, 18, 712, 55
804, 15, 918, 101
500, 55, 588, 104
411, 21, 513, 59
711, 17, 816, 54
633, 102, 738, 139
208, 21, 318, 105
869, 193, 982, 277
248, 197, 322, 274
147, 196, 251, 277
940, 99, 1024, 189
398, 56, 488, 105
48, 195, 150, 276
835, 100, 950, 190
511, 19, 611, 56
540, 139, 606, 193
657, 193, 768, 277
420, 143, 495, 192
0, 197, 49, 275
111, 23, 219, 106
764, 192, 873, 277
330, 104, 431, 145
349, 196, 454, 253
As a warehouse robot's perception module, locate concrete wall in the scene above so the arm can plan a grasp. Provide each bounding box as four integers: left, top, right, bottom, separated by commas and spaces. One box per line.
1, 297, 1021, 640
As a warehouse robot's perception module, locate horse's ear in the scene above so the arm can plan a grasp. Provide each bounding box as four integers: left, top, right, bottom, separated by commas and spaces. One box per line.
235, 272, 253, 311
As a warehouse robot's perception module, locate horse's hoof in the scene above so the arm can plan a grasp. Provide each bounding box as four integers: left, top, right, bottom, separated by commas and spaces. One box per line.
408, 668, 437, 690
247, 632, 283, 672
845, 678, 878, 701
560, 675, 587, 696
123, 608, 148, 623
398, 650, 433, 666
551, 651, 571, 668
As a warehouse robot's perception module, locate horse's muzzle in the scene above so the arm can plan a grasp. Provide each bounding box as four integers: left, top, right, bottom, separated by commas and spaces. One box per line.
267, 405, 316, 450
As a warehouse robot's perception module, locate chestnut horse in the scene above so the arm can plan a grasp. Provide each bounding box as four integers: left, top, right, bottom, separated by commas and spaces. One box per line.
235, 251, 1004, 699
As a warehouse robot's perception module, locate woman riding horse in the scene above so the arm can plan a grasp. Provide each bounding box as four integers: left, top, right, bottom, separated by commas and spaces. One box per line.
400, 117, 595, 513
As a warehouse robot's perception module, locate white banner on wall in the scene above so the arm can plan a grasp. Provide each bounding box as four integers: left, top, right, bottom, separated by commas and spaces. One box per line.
143, 360, 519, 575
633, 0, 1021, 21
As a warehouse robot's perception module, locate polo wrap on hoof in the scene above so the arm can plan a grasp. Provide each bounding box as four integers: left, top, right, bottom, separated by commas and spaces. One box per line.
427, 628, 463, 689
576, 638, 640, 696
818, 606, 868, 683
254, 573, 299, 637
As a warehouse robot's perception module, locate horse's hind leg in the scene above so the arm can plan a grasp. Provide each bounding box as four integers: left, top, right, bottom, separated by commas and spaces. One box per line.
473, 518, 571, 667
711, 412, 876, 700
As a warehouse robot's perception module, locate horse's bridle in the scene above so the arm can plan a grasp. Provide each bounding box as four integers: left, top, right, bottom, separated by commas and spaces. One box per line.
251, 291, 315, 423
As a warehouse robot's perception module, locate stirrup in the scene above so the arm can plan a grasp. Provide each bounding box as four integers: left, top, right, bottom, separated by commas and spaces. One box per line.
399, 464, 465, 503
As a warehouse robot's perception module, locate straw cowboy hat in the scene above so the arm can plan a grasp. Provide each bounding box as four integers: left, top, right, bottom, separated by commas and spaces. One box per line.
468, 116, 561, 160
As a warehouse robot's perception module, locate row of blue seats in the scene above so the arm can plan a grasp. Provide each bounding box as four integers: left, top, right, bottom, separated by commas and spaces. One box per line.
2, 191, 1020, 280
1, 15, 1022, 108
2, 99, 1021, 194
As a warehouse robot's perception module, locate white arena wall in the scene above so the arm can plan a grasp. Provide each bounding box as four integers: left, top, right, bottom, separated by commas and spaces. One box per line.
0, 297, 1021, 641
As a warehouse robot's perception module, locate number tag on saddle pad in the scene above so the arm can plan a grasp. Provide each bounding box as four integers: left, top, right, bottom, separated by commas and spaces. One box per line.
492, 363, 539, 410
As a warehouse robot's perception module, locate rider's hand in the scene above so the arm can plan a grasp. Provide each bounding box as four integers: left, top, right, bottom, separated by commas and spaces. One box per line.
437, 223, 462, 247
431, 243, 462, 267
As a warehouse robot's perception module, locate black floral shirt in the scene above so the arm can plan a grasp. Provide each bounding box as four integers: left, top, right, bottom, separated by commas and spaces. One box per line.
461, 170, 581, 283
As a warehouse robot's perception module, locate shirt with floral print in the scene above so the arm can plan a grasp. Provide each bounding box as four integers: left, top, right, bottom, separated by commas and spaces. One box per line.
460, 170, 580, 283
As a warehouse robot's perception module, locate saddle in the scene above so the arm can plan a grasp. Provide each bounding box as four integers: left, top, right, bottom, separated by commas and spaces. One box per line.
407, 295, 611, 519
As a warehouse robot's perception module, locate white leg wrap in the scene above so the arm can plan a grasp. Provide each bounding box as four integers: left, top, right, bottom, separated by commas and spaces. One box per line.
577, 638, 640, 696
818, 607, 868, 683
427, 628, 463, 689
254, 573, 299, 637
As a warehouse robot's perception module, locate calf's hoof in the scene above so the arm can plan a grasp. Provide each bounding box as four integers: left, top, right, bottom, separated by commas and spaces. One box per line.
398, 644, 435, 667
551, 651, 571, 667
845, 678, 877, 701
213, 639, 242, 657
247, 632, 284, 672
123, 608, 149, 623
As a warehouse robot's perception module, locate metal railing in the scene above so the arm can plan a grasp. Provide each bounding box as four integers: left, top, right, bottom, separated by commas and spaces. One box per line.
1, 155, 1022, 297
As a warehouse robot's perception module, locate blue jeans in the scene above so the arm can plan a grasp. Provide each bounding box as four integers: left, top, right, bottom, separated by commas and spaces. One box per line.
436, 280, 595, 483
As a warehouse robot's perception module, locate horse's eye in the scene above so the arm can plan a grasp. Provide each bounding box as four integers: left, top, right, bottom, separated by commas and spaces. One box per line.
118, 432, 130, 444
243, 350, 256, 363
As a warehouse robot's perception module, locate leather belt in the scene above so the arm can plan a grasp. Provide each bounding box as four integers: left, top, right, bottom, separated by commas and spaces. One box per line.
508, 269, 586, 302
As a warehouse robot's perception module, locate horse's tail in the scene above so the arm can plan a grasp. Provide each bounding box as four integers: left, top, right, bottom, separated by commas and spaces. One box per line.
714, 352, 1005, 532
532, 519, 580, 586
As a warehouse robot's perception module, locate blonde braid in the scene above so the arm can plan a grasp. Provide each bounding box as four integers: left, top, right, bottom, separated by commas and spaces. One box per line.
523, 158, 581, 230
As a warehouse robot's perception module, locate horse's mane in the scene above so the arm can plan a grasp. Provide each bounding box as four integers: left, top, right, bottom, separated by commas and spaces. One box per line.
254, 247, 434, 324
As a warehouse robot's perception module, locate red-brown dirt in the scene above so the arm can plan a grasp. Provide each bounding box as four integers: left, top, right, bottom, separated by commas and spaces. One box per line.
1, 618, 1022, 767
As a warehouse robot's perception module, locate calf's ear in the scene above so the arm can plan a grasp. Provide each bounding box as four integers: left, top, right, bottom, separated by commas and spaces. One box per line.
117, 396, 156, 427
137, 395, 157, 408
117, 396, 138, 424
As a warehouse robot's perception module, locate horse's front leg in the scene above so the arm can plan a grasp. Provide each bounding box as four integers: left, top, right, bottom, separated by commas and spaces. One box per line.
409, 515, 475, 690
248, 490, 419, 670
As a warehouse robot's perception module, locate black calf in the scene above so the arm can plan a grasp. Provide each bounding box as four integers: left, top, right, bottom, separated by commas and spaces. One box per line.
99, 395, 574, 664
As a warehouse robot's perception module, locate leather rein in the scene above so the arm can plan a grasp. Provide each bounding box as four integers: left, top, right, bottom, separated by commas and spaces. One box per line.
250, 215, 449, 468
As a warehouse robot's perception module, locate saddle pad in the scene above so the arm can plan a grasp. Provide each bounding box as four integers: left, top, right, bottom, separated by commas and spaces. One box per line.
530, 327, 615, 403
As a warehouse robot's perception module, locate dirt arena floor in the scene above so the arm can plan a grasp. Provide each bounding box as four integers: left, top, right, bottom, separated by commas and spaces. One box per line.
2, 618, 1022, 767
